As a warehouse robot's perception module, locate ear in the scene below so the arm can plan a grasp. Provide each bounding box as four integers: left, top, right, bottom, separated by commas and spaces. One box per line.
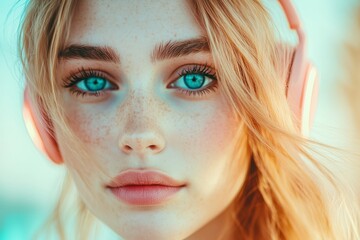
23, 87, 63, 164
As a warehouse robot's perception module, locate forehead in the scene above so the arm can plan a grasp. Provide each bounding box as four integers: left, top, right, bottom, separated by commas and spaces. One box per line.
68, 0, 204, 47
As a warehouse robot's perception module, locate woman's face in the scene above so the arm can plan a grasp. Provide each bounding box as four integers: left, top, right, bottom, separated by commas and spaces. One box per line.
55, 0, 248, 239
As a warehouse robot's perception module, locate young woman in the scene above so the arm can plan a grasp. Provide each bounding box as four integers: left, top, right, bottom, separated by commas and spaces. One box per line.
19, 0, 359, 239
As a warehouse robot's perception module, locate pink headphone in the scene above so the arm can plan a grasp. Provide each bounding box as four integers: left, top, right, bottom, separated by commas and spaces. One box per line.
278, 0, 319, 137
22, 0, 319, 164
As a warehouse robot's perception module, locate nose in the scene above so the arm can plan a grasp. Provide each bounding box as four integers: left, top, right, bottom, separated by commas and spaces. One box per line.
118, 87, 166, 157
119, 131, 165, 156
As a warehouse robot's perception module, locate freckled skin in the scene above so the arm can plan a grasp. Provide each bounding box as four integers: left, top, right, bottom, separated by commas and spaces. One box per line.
55, 0, 247, 239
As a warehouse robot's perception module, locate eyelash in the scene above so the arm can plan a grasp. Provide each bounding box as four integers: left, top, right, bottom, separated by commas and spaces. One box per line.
63, 64, 218, 98
173, 64, 218, 97
63, 67, 116, 98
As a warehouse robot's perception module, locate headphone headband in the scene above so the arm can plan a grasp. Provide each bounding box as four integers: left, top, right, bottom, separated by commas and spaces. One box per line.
278, 0, 306, 47
278, 0, 318, 136
278, 0, 301, 31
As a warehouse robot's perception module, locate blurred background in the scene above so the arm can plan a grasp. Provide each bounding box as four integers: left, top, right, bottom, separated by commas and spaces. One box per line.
1, 0, 359, 239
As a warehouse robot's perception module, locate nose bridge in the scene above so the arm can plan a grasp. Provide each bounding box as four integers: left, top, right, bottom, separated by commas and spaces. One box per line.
124, 88, 157, 127
118, 88, 165, 157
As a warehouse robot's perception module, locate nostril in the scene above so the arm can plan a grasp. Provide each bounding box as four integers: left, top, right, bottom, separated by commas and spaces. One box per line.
124, 145, 132, 151
119, 133, 165, 155
148, 145, 157, 150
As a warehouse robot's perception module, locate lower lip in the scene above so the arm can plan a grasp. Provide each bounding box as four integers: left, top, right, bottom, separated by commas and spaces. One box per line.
109, 185, 183, 205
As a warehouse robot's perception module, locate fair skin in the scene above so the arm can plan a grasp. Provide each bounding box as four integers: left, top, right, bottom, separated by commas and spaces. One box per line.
54, 0, 248, 239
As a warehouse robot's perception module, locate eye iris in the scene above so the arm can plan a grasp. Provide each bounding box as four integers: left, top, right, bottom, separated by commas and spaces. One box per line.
84, 78, 106, 91
183, 74, 205, 89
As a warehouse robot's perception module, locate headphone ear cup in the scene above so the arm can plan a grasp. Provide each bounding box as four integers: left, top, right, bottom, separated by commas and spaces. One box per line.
23, 88, 63, 164
286, 41, 318, 135
299, 64, 319, 136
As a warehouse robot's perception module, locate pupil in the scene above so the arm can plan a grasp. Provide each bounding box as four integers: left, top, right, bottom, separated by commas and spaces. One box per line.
184, 74, 205, 89
85, 78, 106, 91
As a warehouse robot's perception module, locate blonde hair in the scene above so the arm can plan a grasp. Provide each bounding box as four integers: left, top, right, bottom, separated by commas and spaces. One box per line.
18, 0, 359, 239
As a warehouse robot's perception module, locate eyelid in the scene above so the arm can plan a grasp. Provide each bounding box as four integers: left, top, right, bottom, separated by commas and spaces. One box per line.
179, 64, 216, 77
171, 64, 215, 81
62, 67, 118, 88
167, 64, 216, 83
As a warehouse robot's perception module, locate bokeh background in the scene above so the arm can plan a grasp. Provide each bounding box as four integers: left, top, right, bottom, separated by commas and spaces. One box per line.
1, 0, 359, 239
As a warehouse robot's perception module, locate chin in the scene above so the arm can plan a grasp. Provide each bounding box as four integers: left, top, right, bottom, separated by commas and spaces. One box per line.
116, 230, 189, 240
112, 222, 194, 240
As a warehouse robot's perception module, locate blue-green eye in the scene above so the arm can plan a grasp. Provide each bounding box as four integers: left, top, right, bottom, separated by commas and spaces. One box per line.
77, 77, 111, 92
63, 68, 118, 97
171, 73, 211, 90
183, 74, 205, 89
169, 64, 218, 97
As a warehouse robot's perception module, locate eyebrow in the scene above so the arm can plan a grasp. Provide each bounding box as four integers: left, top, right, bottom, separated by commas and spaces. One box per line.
58, 36, 210, 63
58, 45, 120, 63
150, 36, 210, 62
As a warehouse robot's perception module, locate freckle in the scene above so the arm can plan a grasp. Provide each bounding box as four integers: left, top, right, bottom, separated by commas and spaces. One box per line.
104, 125, 111, 135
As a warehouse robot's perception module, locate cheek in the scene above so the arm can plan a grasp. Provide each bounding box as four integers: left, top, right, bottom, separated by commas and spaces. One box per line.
203, 111, 237, 150
181, 105, 238, 162
66, 106, 114, 145
176, 102, 242, 195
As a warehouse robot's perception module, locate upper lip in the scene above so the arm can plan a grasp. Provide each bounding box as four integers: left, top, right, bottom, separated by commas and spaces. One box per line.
107, 169, 186, 188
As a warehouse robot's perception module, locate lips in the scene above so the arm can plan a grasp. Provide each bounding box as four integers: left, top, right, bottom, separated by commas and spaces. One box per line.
107, 169, 186, 205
